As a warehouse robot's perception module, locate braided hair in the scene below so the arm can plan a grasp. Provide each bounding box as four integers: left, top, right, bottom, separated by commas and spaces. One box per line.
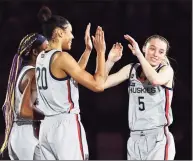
0, 33, 47, 154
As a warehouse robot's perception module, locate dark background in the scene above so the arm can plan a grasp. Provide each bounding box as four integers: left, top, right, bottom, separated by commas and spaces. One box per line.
0, 0, 191, 160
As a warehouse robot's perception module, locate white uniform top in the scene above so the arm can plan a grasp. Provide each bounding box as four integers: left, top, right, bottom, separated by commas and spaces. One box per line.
128, 63, 173, 131
35, 49, 80, 116
9, 66, 39, 160
14, 65, 34, 121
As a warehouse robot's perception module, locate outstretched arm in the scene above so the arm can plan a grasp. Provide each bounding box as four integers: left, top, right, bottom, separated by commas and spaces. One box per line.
78, 23, 92, 70
58, 26, 106, 92
78, 49, 92, 70
104, 64, 132, 89
105, 43, 123, 79
124, 34, 173, 86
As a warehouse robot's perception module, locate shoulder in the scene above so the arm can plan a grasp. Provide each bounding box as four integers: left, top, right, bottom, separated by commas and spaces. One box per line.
49, 51, 72, 66
56, 51, 77, 65
118, 63, 134, 79
122, 63, 134, 69
54, 51, 72, 60
52, 51, 78, 72
161, 65, 174, 87
121, 63, 137, 72
58, 51, 71, 58
19, 68, 35, 92
159, 65, 174, 76
159, 65, 174, 87
22, 68, 35, 83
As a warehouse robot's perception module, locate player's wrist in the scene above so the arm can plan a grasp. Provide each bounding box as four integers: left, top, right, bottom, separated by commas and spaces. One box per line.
106, 58, 115, 65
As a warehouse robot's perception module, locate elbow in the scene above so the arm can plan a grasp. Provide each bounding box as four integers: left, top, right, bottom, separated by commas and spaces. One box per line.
93, 84, 104, 92
19, 108, 26, 117
151, 79, 160, 86
19, 106, 33, 119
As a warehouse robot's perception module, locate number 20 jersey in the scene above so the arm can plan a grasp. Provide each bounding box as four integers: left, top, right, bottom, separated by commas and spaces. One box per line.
35, 49, 80, 116
128, 63, 173, 131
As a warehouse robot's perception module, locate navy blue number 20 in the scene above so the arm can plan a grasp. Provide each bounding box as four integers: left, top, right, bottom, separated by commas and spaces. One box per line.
36, 67, 48, 90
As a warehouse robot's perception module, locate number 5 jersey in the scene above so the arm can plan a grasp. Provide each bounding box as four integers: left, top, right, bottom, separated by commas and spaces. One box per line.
128, 63, 173, 131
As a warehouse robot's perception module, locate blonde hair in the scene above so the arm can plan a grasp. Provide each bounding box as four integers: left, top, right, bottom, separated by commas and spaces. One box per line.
163, 56, 170, 66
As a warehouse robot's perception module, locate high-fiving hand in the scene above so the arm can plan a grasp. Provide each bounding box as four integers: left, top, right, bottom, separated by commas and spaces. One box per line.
108, 42, 123, 63
85, 23, 93, 51
92, 26, 106, 54
124, 34, 142, 56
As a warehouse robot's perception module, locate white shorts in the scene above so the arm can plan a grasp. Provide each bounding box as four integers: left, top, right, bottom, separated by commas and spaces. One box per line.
39, 113, 89, 160
8, 122, 40, 160
127, 127, 175, 160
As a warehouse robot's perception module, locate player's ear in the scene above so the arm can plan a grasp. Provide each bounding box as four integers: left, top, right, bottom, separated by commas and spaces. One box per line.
32, 49, 38, 56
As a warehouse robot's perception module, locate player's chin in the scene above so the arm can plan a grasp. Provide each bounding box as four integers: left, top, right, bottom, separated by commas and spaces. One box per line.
149, 61, 160, 67
67, 43, 72, 50
64, 45, 71, 51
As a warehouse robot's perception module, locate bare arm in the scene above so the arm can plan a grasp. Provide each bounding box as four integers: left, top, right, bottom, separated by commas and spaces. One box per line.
78, 23, 92, 70
58, 26, 106, 92
78, 49, 92, 70
104, 64, 132, 89
18, 69, 35, 119
19, 69, 44, 119
105, 43, 123, 79
136, 54, 173, 85
124, 34, 174, 86
58, 52, 105, 92
19, 78, 34, 119
105, 59, 115, 78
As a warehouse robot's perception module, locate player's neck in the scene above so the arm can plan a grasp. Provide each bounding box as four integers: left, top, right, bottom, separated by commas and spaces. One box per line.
27, 56, 36, 67
27, 62, 35, 67
47, 41, 62, 51
152, 64, 160, 70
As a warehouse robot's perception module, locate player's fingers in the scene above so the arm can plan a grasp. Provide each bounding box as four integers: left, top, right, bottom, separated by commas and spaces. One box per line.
128, 44, 133, 51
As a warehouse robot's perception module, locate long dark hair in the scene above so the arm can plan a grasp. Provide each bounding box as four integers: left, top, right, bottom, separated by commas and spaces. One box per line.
38, 6, 70, 40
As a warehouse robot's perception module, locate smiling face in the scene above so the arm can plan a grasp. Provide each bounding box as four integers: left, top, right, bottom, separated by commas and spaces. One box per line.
143, 38, 168, 67
61, 23, 74, 50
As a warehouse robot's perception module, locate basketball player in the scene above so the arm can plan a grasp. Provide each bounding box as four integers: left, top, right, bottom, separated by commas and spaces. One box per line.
105, 34, 175, 160
35, 6, 106, 160
1, 33, 48, 160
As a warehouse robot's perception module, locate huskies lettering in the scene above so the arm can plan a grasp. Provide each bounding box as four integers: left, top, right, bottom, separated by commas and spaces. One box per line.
130, 87, 156, 94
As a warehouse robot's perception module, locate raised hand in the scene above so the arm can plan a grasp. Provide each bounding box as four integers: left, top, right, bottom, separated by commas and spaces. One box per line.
124, 34, 142, 56
108, 42, 123, 63
85, 23, 92, 51
92, 26, 106, 54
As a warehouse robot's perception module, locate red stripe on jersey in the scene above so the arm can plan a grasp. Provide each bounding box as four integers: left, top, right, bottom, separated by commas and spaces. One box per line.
164, 127, 169, 160
67, 80, 74, 111
165, 89, 170, 125
76, 115, 84, 159
164, 89, 170, 160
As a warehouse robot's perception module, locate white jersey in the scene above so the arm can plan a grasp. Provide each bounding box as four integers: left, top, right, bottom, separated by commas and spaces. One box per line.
9, 65, 40, 159
35, 49, 80, 116
14, 65, 34, 121
128, 63, 173, 131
